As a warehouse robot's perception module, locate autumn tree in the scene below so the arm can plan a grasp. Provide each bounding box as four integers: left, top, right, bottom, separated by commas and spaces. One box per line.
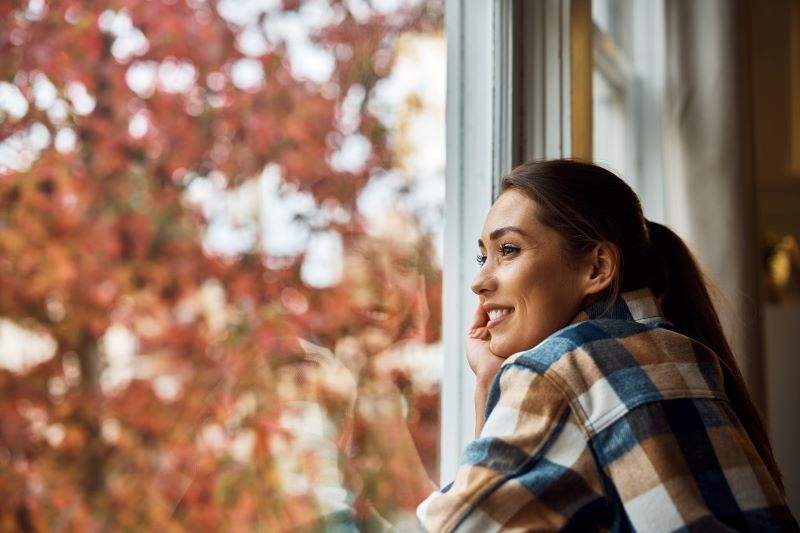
0, 0, 443, 529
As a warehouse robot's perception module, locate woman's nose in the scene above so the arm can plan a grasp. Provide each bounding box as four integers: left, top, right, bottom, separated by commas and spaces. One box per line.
470, 266, 497, 295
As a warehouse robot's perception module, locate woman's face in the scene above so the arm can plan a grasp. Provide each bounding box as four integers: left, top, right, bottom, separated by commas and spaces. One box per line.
341, 234, 425, 354
470, 189, 589, 358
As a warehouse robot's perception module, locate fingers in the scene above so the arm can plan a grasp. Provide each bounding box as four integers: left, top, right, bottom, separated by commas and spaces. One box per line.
472, 326, 491, 341
468, 300, 488, 331
468, 301, 491, 341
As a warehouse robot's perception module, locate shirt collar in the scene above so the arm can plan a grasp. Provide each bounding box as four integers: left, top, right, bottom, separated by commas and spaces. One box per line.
568, 286, 667, 326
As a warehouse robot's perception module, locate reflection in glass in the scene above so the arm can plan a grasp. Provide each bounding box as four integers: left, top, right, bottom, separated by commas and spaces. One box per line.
0, 0, 444, 529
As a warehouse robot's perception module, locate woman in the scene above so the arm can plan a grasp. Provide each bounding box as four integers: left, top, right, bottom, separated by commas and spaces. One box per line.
417, 160, 797, 531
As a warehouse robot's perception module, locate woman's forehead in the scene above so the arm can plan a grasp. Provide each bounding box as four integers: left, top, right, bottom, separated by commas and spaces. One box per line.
483, 190, 539, 233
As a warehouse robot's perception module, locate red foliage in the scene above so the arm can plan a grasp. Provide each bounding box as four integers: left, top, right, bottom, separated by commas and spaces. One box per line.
0, 0, 443, 529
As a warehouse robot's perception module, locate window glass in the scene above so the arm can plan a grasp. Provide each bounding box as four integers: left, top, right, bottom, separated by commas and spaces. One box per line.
593, 0, 633, 56
593, 68, 629, 180
592, 0, 636, 188
0, 0, 443, 529
592, 0, 667, 222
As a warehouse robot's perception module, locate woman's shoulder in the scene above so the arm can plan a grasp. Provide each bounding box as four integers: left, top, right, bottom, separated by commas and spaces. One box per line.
502, 318, 727, 435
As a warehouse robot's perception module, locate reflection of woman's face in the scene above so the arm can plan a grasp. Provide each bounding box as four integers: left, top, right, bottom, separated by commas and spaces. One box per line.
342, 239, 421, 352
471, 189, 587, 358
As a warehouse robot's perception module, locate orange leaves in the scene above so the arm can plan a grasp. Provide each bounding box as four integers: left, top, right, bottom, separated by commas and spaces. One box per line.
0, 0, 444, 529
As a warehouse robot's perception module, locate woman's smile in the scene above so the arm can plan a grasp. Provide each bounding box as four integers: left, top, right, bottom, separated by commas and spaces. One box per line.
484, 304, 514, 328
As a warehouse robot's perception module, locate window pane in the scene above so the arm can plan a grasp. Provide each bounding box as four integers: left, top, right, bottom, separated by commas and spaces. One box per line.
592, 0, 666, 214
592, 0, 636, 188
593, 69, 630, 178
593, 0, 633, 57
0, 1, 444, 529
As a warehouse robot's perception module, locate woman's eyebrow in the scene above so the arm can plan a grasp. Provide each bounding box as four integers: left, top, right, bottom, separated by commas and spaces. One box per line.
478, 226, 529, 248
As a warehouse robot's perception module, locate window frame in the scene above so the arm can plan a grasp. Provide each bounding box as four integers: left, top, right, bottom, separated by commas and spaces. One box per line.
441, 0, 665, 483
441, 0, 581, 483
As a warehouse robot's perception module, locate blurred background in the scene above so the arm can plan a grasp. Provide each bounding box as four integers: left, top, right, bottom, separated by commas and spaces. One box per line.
1, 0, 444, 529
1, 0, 799, 530
587, 0, 800, 517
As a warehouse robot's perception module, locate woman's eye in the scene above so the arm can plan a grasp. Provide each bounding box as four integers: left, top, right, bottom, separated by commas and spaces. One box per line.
500, 244, 519, 256
476, 245, 517, 266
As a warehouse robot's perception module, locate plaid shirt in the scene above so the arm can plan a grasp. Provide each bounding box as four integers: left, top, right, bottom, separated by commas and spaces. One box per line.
417, 288, 797, 532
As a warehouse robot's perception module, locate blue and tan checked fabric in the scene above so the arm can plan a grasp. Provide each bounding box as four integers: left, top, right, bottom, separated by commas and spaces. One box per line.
417, 287, 798, 532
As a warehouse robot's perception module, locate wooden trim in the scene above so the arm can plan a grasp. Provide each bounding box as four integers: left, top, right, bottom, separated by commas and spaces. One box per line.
570, 0, 593, 159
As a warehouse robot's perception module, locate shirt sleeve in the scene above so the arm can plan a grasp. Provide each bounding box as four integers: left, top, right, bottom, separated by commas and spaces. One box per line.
416, 363, 605, 532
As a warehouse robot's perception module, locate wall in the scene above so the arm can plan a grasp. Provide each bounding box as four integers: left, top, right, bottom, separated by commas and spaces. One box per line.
749, 0, 800, 515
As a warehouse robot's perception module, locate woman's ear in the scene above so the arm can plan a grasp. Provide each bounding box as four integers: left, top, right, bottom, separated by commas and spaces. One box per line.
582, 241, 618, 296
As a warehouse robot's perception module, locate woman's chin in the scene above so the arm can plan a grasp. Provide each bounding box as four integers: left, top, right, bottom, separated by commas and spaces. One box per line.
489, 339, 513, 359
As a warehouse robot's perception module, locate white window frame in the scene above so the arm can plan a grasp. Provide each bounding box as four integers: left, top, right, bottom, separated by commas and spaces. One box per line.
441, 0, 578, 483
441, 0, 496, 483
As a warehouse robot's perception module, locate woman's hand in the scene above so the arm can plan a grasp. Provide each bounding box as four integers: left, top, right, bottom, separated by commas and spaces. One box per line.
466, 302, 507, 386
467, 302, 508, 437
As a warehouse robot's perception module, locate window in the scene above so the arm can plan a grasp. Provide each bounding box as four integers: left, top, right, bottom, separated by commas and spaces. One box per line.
592, 0, 634, 182
592, 0, 666, 220
0, 1, 444, 529
441, 0, 667, 483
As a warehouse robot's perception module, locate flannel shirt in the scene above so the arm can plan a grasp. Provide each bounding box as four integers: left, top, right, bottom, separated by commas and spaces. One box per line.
417, 287, 798, 531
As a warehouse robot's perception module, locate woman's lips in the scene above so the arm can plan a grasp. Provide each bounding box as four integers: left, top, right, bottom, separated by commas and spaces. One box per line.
487, 310, 514, 329
359, 305, 400, 326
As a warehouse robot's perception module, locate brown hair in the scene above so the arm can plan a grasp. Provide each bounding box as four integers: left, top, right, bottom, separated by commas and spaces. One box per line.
500, 158, 784, 492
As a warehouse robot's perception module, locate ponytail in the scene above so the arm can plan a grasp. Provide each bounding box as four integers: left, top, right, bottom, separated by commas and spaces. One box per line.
646, 220, 784, 493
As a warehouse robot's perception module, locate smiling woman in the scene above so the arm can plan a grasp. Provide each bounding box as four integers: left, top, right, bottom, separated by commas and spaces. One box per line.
417, 159, 797, 532
471, 189, 615, 361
